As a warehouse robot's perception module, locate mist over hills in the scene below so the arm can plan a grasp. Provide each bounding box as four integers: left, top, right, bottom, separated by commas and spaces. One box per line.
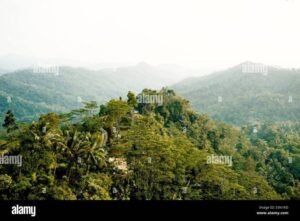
173, 62, 300, 126
0, 54, 206, 78
1, 59, 300, 127
0, 61, 203, 122
0, 61, 300, 201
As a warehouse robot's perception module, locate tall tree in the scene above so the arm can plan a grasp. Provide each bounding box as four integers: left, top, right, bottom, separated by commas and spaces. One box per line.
2, 110, 18, 133
127, 91, 137, 108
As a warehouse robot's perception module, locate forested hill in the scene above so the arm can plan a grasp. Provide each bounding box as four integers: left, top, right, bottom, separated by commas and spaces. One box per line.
0, 66, 126, 123
0, 63, 184, 123
172, 62, 300, 126
0, 89, 299, 200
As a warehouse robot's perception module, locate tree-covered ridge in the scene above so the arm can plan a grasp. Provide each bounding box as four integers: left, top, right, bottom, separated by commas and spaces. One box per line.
173, 63, 300, 126
0, 89, 299, 200
0, 67, 127, 124
0, 63, 183, 124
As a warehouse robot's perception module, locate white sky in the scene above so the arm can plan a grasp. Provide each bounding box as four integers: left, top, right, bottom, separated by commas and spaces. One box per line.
0, 0, 299, 69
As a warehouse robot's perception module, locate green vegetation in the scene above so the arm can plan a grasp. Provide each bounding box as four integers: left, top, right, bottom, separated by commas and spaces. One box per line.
2, 110, 18, 133
0, 67, 126, 124
0, 89, 299, 200
173, 63, 300, 126
0, 63, 178, 123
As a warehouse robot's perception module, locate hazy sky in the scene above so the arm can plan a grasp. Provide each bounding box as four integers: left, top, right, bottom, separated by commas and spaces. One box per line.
0, 0, 299, 69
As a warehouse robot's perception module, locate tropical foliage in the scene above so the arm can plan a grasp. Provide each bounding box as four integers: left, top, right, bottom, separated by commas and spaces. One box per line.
0, 89, 299, 200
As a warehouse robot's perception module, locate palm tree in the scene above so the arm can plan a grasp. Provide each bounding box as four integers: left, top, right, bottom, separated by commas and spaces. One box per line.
84, 132, 107, 173
59, 129, 107, 178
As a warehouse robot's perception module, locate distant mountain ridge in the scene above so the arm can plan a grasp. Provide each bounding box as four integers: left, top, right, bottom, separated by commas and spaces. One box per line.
0, 63, 192, 123
172, 62, 300, 126
2, 61, 300, 126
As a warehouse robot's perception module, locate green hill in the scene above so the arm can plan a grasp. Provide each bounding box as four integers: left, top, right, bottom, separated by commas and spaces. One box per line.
0, 89, 299, 200
172, 62, 300, 126
0, 64, 181, 123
